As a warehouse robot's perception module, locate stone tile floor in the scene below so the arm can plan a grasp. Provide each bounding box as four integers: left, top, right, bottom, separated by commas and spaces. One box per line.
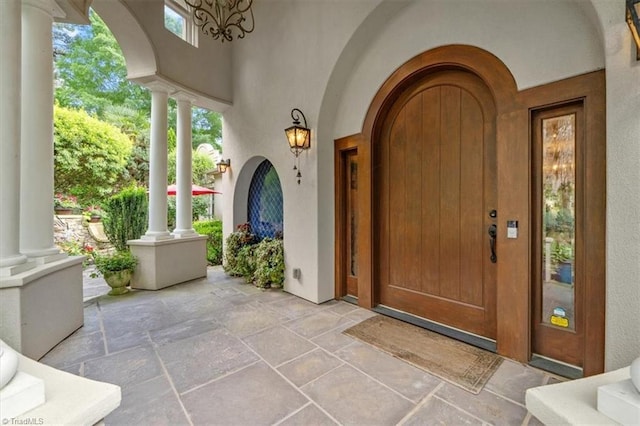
40, 266, 557, 425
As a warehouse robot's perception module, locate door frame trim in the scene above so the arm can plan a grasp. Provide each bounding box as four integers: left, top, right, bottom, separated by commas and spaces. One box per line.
333, 44, 605, 376
523, 72, 606, 376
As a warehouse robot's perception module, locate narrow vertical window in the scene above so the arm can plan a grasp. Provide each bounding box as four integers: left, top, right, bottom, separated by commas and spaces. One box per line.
541, 113, 576, 330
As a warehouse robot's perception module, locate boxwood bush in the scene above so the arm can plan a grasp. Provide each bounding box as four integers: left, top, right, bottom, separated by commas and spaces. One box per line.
193, 219, 223, 265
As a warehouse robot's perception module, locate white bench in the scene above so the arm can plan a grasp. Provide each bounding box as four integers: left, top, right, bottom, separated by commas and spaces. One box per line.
525, 367, 630, 425
2, 346, 121, 426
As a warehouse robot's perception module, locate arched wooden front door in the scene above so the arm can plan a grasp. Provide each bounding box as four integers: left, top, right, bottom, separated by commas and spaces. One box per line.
374, 69, 497, 339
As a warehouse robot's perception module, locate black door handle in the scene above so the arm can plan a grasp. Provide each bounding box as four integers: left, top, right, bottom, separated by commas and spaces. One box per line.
488, 224, 497, 263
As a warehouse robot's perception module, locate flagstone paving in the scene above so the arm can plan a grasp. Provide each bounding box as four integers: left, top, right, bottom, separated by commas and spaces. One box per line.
40, 266, 558, 425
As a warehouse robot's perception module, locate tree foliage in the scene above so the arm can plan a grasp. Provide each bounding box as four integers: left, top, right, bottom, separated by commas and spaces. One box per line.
54, 105, 133, 205
167, 150, 216, 186
52, 9, 223, 197
54, 11, 150, 117
53, 10, 222, 150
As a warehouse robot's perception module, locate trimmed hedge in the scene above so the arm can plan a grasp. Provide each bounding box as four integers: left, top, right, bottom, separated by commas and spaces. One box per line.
102, 186, 148, 252
193, 219, 223, 265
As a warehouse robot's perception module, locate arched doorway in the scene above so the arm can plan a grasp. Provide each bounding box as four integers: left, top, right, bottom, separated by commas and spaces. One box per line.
375, 69, 498, 341
338, 45, 605, 376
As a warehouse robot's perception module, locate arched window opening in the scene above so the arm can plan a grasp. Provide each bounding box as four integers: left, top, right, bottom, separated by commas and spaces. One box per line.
248, 160, 283, 240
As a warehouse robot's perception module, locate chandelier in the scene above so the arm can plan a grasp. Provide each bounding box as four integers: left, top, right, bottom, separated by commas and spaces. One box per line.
184, 0, 255, 42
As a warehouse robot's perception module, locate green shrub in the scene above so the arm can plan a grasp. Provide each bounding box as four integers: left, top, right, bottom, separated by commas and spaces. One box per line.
224, 223, 257, 276
237, 245, 257, 283
194, 219, 223, 265
551, 241, 573, 265
102, 186, 148, 251
54, 105, 133, 205
168, 196, 210, 230
254, 238, 284, 289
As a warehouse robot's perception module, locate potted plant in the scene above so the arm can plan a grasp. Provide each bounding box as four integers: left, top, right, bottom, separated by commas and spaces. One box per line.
54, 193, 80, 215
84, 206, 103, 223
91, 250, 138, 295
551, 242, 573, 284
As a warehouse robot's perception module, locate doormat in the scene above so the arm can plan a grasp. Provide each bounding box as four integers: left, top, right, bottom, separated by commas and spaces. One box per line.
343, 315, 503, 394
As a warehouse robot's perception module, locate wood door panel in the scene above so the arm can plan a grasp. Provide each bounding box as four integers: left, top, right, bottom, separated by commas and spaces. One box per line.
385, 285, 490, 336
405, 94, 423, 291
439, 86, 462, 301
421, 88, 441, 296
377, 70, 497, 339
389, 108, 407, 289
460, 90, 485, 306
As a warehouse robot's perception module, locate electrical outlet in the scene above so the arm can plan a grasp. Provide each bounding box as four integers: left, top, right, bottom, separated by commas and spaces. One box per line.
293, 268, 301, 279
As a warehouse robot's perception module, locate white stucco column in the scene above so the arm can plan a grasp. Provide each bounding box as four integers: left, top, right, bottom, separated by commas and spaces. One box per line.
19, 0, 64, 261
173, 96, 196, 237
0, 0, 31, 273
143, 86, 172, 240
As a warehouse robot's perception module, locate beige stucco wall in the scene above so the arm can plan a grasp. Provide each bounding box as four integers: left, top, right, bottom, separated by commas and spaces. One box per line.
591, 0, 640, 371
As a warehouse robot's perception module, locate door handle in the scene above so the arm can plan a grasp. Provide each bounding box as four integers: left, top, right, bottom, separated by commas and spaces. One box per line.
488, 224, 497, 263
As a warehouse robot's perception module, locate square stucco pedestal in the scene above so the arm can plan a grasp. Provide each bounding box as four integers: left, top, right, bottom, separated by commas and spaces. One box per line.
0, 256, 84, 359
128, 235, 207, 290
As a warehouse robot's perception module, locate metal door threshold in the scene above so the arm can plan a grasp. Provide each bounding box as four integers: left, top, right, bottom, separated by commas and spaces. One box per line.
529, 354, 583, 379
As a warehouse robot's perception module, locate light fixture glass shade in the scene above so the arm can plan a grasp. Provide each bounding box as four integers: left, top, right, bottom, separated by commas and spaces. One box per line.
217, 159, 230, 173
285, 126, 311, 153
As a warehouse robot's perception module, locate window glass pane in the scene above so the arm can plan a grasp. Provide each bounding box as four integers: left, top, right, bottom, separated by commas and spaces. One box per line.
541, 114, 576, 331
349, 156, 358, 276
164, 5, 186, 39
248, 161, 283, 240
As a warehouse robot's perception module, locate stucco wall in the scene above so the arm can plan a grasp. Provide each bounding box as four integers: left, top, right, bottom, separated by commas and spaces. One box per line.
222, 0, 378, 303
591, 0, 640, 370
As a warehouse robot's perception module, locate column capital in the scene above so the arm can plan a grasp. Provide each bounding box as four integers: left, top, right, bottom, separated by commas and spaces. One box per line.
22, 0, 65, 18
173, 91, 197, 103
145, 80, 174, 94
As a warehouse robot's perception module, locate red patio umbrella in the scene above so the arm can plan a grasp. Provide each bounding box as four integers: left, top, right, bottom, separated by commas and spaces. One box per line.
167, 184, 221, 196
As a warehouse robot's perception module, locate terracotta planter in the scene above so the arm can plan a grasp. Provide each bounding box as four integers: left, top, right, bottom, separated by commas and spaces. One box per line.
89, 214, 101, 223
54, 208, 74, 215
103, 270, 132, 296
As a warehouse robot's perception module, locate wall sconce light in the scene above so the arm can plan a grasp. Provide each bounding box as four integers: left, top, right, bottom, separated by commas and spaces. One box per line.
217, 159, 231, 174
628, 0, 640, 60
284, 108, 311, 184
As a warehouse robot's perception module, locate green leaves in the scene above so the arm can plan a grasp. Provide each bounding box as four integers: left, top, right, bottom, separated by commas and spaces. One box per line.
194, 220, 223, 265
253, 238, 285, 289
102, 187, 148, 252
223, 224, 284, 288
54, 105, 133, 205
92, 250, 138, 276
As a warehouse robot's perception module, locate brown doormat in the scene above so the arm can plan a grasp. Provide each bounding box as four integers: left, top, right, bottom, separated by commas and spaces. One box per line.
343, 315, 502, 394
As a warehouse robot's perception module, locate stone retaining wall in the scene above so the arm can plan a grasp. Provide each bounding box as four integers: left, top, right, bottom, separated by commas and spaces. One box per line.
53, 215, 113, 253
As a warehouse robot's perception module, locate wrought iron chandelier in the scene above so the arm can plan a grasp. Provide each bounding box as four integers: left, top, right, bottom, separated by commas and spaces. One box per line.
184, 0, 255, 43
